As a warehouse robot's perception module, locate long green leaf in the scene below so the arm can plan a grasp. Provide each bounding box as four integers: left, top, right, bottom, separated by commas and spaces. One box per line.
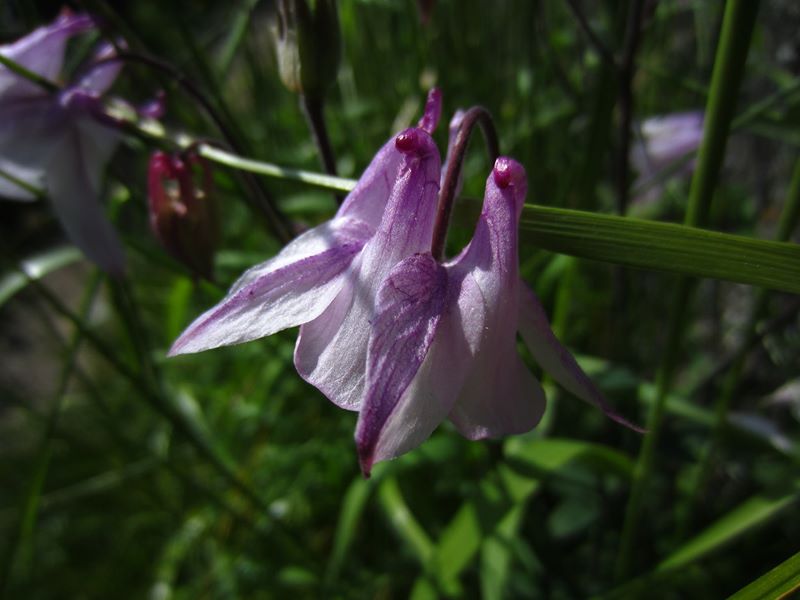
656, 490, 799, 572
727, 550, 800, 600
521, 205, 800, 294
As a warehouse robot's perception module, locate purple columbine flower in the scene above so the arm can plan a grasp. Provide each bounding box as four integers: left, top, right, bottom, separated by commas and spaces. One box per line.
355, 158, 642, 475
631, 111, 704, 204
170, 90, 639, 474
0, 11, 126, 274
170, 89, 446, 417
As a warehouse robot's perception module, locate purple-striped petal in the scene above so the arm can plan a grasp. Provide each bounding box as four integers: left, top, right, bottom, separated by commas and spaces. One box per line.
295, 128, 442, 409
228, 217, 372, 294
446, 158, 545, 438
356, 253, 448, 475
335, 137, 404, 230
170, 220, 369, 356
517, 283, 644, 433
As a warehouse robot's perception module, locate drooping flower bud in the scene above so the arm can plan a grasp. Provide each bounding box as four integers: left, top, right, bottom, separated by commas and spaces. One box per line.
274, 0, 341, 101
148, 151, 219, 280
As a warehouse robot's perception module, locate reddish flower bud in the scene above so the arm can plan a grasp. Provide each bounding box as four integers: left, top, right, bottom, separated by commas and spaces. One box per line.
148, 151, 219, 280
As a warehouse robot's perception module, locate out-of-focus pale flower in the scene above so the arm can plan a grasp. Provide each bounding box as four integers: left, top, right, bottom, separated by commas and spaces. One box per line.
0, 11, 126, 274
631, 111, 704, 205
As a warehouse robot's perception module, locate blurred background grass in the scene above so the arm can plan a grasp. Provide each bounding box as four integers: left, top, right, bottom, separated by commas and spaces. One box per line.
1, 0, 799, 598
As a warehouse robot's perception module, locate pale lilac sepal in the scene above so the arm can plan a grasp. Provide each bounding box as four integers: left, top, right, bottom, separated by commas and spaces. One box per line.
517, 283, 645, 433
447, 158, 545, 439
0, 12, 94, 98
169, 217, 369, 356
295, 128, 442, 410
47, 123, 125, 275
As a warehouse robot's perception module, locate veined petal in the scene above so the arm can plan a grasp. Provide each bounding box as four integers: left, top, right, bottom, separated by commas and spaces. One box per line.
447, 158, 545, 438
46, 127, 125, 275
517, 283, 645, 432
229, 216, 372, 293
295, 128, 442, 409
0, 12, 94, 98
356, 253, 448, 475
170, 235, 366, 356
337, 89, 442, 229
335, 137, 403, 230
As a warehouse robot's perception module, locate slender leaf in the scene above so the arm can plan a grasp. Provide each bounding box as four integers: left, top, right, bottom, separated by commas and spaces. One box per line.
727, 550, 800, 600
0, 246, 82, 308
520, 205, 800, 294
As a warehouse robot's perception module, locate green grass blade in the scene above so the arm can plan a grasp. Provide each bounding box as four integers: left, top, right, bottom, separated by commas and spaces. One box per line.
727, 550, 800, 600
656, 490, 799, 572
520, 205, 800, 293
377, 477, 434, 565
0, 246, 82, 308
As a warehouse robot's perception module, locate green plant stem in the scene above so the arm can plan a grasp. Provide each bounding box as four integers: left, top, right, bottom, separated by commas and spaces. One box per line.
0, 273, 102, 596
0, 53, 59, 93
615, 0, 760, 581
301, 94, 343, 204
9, 269, 311, 565
677, 156, 800, 536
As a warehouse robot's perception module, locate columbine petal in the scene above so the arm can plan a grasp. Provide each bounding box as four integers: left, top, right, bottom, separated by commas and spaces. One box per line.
336, 88, 441, 228
447, 158, 546, 439
517, 283, 645, 432
0, 12, 94, 98
169, 219, 368, 356
355, 253, 448, 475
295, 127, 442, 409
46, 127, 125, 275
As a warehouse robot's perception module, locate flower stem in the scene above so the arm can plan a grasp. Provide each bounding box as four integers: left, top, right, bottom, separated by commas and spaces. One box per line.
110, 52, 293, 243
0, 53, 59, 93
615, 0, 760, 581
301, 93, 343, 204
431, 106, 500, 261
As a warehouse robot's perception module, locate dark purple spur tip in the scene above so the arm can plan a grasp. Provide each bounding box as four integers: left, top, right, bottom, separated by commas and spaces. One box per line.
492, 157, 524, 189
395, 128, 430, 155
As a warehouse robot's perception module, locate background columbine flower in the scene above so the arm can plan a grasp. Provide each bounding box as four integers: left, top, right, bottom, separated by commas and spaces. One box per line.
0, 11, 126, 274
630, 110, 704, 205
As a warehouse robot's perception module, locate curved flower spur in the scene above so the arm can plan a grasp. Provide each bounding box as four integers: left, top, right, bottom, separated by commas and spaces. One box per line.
169, 90, 641, 475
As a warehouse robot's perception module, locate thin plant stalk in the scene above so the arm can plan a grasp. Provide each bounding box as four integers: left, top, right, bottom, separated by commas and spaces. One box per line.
7, 267, 312, 566
677, 156, 800, 536
0, 273, 102, 596
615, 0, 760, 581
301, 93, 343, 204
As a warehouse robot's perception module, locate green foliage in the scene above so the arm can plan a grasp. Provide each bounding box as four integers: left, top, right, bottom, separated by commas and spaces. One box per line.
1, 0, 799, 598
